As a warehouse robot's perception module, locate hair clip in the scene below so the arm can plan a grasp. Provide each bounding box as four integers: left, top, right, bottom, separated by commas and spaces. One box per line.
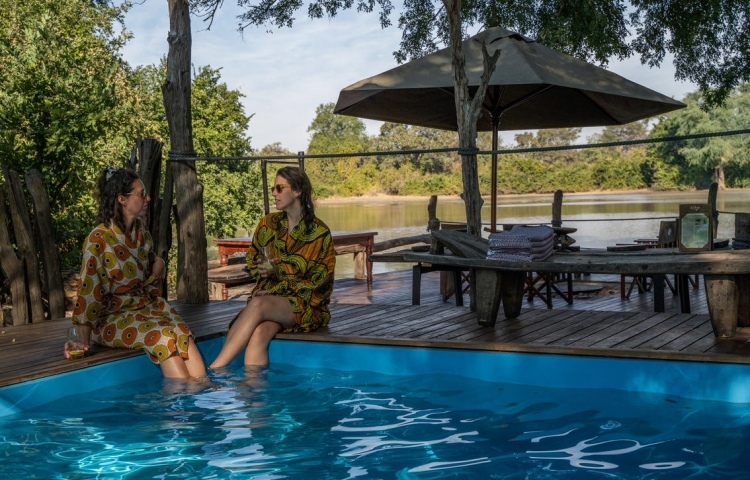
104, 167, 118, 182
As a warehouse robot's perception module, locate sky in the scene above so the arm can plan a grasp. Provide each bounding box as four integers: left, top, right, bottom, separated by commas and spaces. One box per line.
120, 1, 698, 153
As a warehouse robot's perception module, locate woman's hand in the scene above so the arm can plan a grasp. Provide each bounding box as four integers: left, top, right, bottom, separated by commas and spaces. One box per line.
64, 324, 91, 359
150, 255, 166, 280
254, 257, 274, 279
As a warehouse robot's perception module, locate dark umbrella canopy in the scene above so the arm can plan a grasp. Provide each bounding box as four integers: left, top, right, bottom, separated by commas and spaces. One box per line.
335, 27, 685, 130
334, 26, 686, 229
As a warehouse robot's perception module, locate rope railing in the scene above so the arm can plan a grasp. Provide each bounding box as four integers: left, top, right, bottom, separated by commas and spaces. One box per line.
166, 128, 750, 163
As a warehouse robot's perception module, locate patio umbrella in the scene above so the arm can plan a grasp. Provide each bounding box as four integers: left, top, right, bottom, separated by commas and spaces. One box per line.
334, 26, 686, 230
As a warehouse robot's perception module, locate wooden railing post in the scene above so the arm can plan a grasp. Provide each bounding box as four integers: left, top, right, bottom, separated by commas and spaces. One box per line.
0, 183, 29, 326
2, 168, 45, 323
25, 170, 65, 320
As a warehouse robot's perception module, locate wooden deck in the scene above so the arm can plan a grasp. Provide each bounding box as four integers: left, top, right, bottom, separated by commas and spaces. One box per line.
2, 269, 750, 389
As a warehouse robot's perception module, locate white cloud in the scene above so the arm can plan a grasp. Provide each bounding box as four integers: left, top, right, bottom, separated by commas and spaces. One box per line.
120, 2, 696, 152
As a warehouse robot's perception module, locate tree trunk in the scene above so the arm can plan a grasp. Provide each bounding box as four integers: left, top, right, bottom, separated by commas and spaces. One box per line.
2, 168, 45, 322
25, 170, 65, 319
714, 165, 726, 189
443, 0, 501, 238
0, 184, 29, 326
162, 0, 208, 303
443, 0, 501, 309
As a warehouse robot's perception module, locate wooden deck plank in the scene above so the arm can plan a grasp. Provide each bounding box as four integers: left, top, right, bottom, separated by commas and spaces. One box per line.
3, 269, 750, 389
524, 310, 624, 345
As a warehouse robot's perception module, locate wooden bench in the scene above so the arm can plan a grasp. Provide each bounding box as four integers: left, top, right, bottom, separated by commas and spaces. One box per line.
404, 230, 750, 338
207, 263, 255, 300
208, 232, 379, 300
214, 231, 378, 294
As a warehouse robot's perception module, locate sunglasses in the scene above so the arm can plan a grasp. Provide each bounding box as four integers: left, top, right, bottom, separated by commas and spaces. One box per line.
271, 183, 292, 194
124, 190, 149, 199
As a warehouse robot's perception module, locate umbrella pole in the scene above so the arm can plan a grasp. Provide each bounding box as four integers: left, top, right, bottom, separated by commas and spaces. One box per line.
490, 121, 499, 233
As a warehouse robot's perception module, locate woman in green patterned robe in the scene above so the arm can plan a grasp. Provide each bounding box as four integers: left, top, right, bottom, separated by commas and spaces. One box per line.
210, 167, 336, 369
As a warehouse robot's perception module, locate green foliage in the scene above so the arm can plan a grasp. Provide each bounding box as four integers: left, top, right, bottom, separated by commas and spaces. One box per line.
630, 0, 750, 107
589, 148, 649, 191
372, 123, 460, 174
194, 0, 750, 108
0, 0, 133, 268
514, 128, 582, 163
299, 84, 750, 196
306, 103, 370, 196
130, 62, 263, 238
648, 85, 750, 187
0, 3, 262, 269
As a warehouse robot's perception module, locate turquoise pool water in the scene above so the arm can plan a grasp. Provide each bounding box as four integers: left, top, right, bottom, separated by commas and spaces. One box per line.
1, 339, 750, 478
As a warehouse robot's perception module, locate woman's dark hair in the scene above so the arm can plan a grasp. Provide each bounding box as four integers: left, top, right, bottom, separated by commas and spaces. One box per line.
277, 166, 315, 223
96, 167, 140, 232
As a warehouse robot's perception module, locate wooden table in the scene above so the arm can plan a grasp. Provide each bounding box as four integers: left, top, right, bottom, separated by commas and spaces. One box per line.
403, 248, 750, 338
215, 231, 378, 290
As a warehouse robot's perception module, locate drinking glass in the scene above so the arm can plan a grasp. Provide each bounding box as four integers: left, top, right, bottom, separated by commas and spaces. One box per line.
261, 242, 280, 271
67, 326, 85, 359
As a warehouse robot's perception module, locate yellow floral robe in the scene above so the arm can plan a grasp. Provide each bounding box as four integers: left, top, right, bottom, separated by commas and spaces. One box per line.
246, 212, 336, 332
71, 219, 193, 364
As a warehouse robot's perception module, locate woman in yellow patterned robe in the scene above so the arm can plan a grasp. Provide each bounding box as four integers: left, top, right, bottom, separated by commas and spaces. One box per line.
65, 167, 206, 379
210, 167, 335, 368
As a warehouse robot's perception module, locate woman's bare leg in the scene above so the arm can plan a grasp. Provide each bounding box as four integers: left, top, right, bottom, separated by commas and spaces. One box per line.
210, 295, 295, 369
160, 355, 190, 379
157, 338, 206, 379
184, 337, 207, 377
245, 321, 283, 366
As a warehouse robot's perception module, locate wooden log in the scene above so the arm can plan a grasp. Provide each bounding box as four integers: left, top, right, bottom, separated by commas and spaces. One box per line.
427, 195, 440, 231
333, 243, 368, 279
24, 170, 65, 319
135, 138, 164, 236
736, 274, 750, 327
156, 161, 175, 296
500, 271, 527, 319
431, 230, 488, 258
353, 251, 366, 279
704, 274, 739, 338
736, 212, 750, 239
3, 168, 44, 323
551, 189, 563, 228
473, 269, 502, 326
707, 181, 719, 239
0, 184, 29, 326
372, 234, 431, 253
334, 244, 366, 255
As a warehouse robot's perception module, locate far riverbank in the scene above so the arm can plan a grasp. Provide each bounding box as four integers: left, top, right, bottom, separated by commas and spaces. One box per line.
315, 187, 727, 205
315, 189, 750, 279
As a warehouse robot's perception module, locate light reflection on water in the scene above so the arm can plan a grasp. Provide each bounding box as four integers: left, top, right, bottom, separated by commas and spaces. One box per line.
3, 365, 748, 478
317, 190, 750, 279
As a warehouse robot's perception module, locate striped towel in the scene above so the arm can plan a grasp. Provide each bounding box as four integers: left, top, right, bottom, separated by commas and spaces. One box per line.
486, 225, 554, 261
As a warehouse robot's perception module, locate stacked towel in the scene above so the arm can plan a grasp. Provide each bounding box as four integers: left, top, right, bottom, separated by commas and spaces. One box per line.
487, 225, 555, 262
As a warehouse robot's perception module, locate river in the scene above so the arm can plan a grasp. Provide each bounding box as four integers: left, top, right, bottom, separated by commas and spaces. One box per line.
316, 189, 750, 279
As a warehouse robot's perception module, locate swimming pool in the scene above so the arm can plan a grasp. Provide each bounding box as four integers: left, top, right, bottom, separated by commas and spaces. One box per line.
2, 339, 750, 478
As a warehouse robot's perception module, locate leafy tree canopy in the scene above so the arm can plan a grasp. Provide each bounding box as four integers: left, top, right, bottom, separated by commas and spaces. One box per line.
649, 84, 750, 187
371, 123, 459, 174
193, 0, 749, 107
305, 102, 370, 196
1, 1, 262, 266
131, 61, 262, 238
0, 0, 133, 265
